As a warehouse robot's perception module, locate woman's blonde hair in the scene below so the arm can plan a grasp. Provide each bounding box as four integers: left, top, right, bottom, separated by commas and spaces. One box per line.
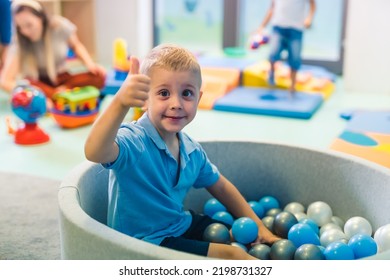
12, 0, 57, 83
140, 44, 202, 87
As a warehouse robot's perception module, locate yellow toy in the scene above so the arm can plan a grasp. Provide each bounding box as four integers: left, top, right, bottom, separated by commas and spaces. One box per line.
113, 38, 131, 72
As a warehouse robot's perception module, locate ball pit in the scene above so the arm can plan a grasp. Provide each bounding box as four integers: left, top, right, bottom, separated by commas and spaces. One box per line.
58, 141, 390, 259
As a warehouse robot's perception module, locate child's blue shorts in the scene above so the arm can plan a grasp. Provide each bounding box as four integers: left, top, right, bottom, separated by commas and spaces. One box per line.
268, 26, 303, 71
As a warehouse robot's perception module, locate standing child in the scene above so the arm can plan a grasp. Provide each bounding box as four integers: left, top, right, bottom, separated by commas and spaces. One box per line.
84, 44, 280, 260
256, 0, 316, 96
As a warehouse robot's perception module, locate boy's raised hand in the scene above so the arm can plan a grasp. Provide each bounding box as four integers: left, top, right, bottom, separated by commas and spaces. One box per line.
117, 56, 150, 108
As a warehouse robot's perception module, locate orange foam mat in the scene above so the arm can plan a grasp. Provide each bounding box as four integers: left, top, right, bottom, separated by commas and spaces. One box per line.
199, 67, 240, 110
330, 132, 390, 168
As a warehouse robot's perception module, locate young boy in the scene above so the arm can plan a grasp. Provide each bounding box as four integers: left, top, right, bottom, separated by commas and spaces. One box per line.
256, 0, 316, 96
85, 44, 280, 260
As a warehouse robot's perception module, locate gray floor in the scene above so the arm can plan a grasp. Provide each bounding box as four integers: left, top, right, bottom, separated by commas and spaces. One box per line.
0, 78, 389, 181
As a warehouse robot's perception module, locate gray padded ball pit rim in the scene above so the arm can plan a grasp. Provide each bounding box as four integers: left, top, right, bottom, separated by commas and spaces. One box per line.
58, 141, 390, 260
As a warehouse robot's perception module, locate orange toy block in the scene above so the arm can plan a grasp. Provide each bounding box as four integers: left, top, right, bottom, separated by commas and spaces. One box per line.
199, 67, 240, 110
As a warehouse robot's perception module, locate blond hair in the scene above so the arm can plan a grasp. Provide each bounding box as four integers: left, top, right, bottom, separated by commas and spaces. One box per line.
140, 44, 202, 87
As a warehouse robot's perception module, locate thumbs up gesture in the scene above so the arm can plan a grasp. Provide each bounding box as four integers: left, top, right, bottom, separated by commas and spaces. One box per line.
116, 56, 150, 109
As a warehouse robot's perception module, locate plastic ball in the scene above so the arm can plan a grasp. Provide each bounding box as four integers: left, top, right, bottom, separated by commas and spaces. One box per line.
248, 201, 265, 219
307, 201, 333, 227
230, 242, 248, 252
249, 244, 271, 260
348, 234, 377, 259
11, 85, 47, 124
320, 228, 347, 247
324, 241, 355, 260
261, 216, 274, 232
270, 239, 297, 260
232, 217, 258, 244
299, 218, 320, 235
294, 212, 307, 222
204, 198, 226, 217
344, 216, 373, 239
202, 223, 230, 244
284, 202, 305, 214
273, 211, 298, 238
212, 211, 234, 225
265, 208, 282, 217
259, 196, 280, 213
331, 216, 345, 228
288, 223, 320, 248
319, 222, 342, 236
373, 224, 390, 253
294, 244, 325, 260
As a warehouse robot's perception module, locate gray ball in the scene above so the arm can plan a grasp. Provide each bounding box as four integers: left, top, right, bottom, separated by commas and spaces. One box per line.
294, 244, 325, 260
203, 223, 230, 244
270, 239, 297, 260
273, 211, 299, 238
249, 244, 271, 260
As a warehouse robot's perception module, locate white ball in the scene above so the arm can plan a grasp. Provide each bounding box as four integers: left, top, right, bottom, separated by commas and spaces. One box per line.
331, 216, 345, 228
320, 228, 347, 247
284, 202, 305, 214
294, 212, 307, 222
344, 216, 372, 239
374, 224, 390, 253
319, 222, 342, 236
307, 201, 333, 227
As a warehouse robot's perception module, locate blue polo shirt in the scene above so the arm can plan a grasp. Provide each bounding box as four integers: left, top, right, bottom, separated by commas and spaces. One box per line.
103, 113, 220, 245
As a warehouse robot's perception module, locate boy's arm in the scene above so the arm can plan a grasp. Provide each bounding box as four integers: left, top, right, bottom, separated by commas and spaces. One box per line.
84, 57, 150, 164
68, 33, 106, 77
304, 0, 316, 28
207, 175, 281, 244
256, 0, 275, 33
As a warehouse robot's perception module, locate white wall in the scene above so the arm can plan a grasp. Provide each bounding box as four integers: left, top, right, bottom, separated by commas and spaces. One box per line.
95, 0, 153, 66
343, 0, 390, 95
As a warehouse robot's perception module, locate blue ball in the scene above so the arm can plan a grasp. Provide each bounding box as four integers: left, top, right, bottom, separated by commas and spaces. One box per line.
288, 223, 320, 248
248, 201, 265, 219
324, 242, 355, 260
299, 218, 320, 235
259, 196, 280, 213
212, 211, 234, 225
348, 234, 377, 259
204, 198, 226, 217
232, 217, 258, 244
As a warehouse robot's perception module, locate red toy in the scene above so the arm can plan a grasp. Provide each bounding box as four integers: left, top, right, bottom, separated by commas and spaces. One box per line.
8, 84, 50, 145
250, 34, 269, 50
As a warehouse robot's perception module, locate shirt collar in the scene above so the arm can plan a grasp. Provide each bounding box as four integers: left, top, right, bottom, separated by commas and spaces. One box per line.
136, 113, 197, 159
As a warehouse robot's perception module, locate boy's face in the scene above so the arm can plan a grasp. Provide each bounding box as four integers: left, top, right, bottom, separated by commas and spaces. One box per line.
146, 67, 202, 140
